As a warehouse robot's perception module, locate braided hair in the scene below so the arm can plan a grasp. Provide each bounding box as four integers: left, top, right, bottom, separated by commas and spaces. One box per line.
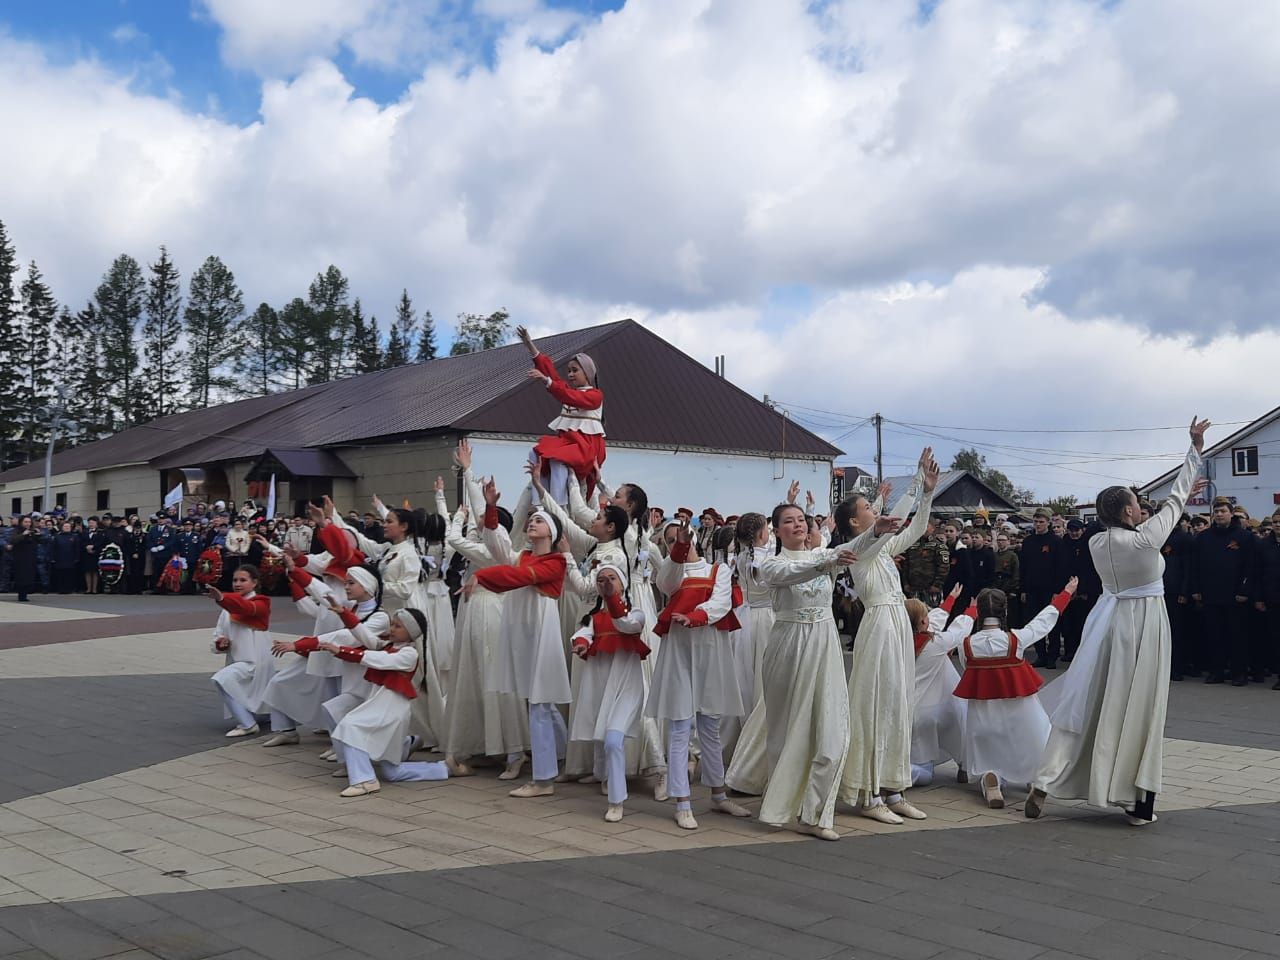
975, 588, 1009, 631
735, 512, 768, 568
1096, 485, 1137, 531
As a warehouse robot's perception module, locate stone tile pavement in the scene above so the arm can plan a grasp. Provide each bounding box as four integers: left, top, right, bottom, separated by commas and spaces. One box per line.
0, 596, 1277, 959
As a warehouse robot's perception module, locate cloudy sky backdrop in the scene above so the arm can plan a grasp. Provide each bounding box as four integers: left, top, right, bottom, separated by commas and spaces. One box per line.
2, 0, 1277, 499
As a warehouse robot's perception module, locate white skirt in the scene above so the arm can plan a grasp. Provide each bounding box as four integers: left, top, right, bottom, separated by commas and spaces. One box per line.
333, 686, 412, 763
645, 625, 746, 722
839, 603, 914, 799
570, 651, 645, 742
487, 589, 571, 705
911, 653, 967, 769
211, 646, 274, 716
422, 581, 456, 675
261, 654, 329, 728
444, 584, 529, 758
964, 697, 1049, 785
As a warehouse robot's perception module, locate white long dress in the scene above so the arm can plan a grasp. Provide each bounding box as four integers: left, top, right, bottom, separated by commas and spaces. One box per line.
1035, 444, 1202, 809
838, 484, 935, 801
569, 605, 648, 742
755, 548, 851, 831
645, 554, 745, 722
331, 645, 419, 763
209, 592, 274, 717
483, 521, 572, 706
437, 485, 529, 759
260, 568, 347, 727
313, 600, 392, 730
911, 605, 971, 773
723, 549, 778, 793
413, 541, 456, 678
953, 599, 1065, 785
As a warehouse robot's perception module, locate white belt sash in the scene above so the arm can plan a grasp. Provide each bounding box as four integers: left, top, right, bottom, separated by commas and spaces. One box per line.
1041, 579, 1164, 734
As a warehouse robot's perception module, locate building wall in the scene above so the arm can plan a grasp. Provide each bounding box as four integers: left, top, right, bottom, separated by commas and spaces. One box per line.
2, 471, 90, 516
1144, 417, 1280, 519
466, 436, 832, 516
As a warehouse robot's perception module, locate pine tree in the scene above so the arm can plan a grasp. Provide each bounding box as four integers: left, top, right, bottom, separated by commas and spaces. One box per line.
59, 303, 110, 443
306, 266, 353, 383
276, 298, 315, 390
184, 255, 245, 407
235, 302, 282, 397
140, 245, 183, 421
95, 254, 145, 430
449, 309, 511, 355
0, 220, 20, 469
351, 300, 382, 374
385, 290, 414, 367
17, 261, 58, 459
416, 308, 438, 362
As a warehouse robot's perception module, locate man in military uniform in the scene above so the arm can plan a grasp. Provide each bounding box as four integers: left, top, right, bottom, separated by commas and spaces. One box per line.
993, 526, 1021, 624
1021, 506, 1069, 668
902, 514, 949, 605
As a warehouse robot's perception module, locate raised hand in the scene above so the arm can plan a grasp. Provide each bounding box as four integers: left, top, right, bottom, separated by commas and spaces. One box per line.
675, 520, 693, 544
321, 495, 336, 518
873, 515, 905, 537
306, 501, 325, 525
483, 477, 500, 506
524, 458, 546, 494
1189, 416, 1211, 453
878, 481, 892, 503
949, 582, 963, 599
1191, 477, 1209, 499
371, 494, 384, 512
1064, 576, 1079, 595
434, 476, 445, 494
919, 448, 940, 494
787, 480, 800, 504
515, 324, 537, 356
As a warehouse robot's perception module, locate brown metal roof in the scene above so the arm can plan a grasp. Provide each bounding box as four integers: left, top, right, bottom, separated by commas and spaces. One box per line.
0, 320, 839, 484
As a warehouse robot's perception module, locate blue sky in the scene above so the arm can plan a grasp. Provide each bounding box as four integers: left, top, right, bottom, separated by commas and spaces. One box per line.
1, 0, 626, 124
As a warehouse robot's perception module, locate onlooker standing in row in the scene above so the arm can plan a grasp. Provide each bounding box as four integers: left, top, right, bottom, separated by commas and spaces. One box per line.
6, 516, 37, 602
1021, 507, 1069, 668
1060, 518, 1101, 662
1162, 513, 1195, 680
1190, 496, 1253, 685
52, 521, 83, 594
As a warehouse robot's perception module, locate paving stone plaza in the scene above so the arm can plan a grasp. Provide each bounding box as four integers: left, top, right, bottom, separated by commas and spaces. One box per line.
0, 595, 1278, 960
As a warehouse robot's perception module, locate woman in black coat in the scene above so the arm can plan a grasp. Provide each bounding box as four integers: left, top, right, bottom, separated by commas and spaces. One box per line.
7, 516, 37, 601
52, 522, 83, 594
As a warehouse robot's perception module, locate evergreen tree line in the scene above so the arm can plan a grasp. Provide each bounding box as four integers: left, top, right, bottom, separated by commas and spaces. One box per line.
0, 218, 512, 471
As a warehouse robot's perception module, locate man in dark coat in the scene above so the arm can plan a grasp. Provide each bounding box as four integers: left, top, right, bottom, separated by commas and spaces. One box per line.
1060, 518, 1101, 663
1162, 513, 1196, 680
1190, 497, 1254, 685
1020, 507, 1070, 668
1251, 515, 1280, 688
6, 516, 37, 601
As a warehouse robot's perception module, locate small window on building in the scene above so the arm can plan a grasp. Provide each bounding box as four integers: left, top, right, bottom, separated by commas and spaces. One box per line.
1232, 446, 1259, 477
32, 496, 43, 513
10, 497, 20, 516
97, 490, 110, 511
56, 492, 67, 509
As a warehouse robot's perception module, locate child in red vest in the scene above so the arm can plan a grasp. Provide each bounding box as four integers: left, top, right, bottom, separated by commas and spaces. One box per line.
905, 583, 974, 788
952, 578, 1077, 807
208, 565, 273, 738
646, 519, 749, 829
516, 324, 605, 506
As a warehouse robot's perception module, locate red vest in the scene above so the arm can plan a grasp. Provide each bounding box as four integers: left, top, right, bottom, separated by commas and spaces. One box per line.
219, 592, 271, 631
655, 564, 742, 637
913, 631, 932, 657
588, 608, 651, 659
361, 644, 418, 700
952, 634, 1043, 701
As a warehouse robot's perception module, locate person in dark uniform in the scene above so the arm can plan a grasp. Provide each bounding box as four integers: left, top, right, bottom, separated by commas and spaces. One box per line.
125, 517, 148, 594
967, 526, 996, 595
6, 516, 37, 601
941, 519, 972, 624
1162, 513, 1195, 680
1190, 497, 1254, 685
902, 515, 949, 605
1020, 506, 1069, 668
1252, 514, 1280, 688
1059, 517, 1101, 663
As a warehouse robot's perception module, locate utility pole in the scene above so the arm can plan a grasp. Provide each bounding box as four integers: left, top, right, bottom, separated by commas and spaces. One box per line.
41, 385, 79, 511
873, 412, 883, 485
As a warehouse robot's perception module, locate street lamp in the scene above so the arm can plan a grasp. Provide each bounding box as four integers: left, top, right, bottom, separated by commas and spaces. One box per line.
37, 385, 80, 511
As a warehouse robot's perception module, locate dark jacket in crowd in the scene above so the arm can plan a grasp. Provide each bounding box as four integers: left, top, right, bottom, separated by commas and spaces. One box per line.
967, 545, 996, 593
8, 528, 37, 586
1019, 531, 1069, 597
1064, 534, 1102, 599
1253, 533, 1280, 606
52, 531, 83, 570
944, 543, 972, 594
1190, 520, 1253, 604
1161, 526, 1194, 600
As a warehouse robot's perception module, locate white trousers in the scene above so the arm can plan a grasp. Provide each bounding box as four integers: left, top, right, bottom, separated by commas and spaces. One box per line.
336, 737, 450, 786
593, 729, 628, 805
529, 702, 567, 782
269, 711, 297, 732
528, 450, 573, 507
667, 714, 725, 798
217, 685, 256, 729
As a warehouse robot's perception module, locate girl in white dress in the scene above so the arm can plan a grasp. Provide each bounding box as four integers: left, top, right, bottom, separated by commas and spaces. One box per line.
952, 581, 1076, 808
434, 457, 530, 781
261, 563, 386, 747
753, 504, 867, 840
208, 565, 274, 737
723, 513, 776, 795
904, 586, 971, 787
1030, 418, 1209, 825
834, 447, 939, 825
465, 479, 570, 798
569, 563, 649, 823
647, 520, 751, 829
710, 526, 755, 762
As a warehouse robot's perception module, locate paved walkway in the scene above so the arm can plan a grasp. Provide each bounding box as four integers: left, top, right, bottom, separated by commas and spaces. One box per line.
0, 596, 1277, 959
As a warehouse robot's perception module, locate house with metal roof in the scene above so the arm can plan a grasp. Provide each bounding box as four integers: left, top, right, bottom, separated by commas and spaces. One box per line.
878, 470, 1019, 520
0, 320, 841, 518
1139, 404, 1280, 519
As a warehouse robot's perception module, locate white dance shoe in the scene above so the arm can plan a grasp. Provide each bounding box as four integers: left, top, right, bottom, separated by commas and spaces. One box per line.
225, 724, 259, 738
262, 731, 299, 747
339, 780, 380, 798
604, 804, 625, 823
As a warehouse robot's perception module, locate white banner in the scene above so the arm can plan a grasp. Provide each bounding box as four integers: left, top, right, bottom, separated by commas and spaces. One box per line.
162, 483, 183, 509
265, 474, 277, 519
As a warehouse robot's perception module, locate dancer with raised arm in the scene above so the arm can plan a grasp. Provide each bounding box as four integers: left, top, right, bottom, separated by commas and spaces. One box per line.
516, 324, 605, 506
464, 478, 570, 797
1028, 418, 1210, 826
834, 448, 939, 824
208, 565, 273, 738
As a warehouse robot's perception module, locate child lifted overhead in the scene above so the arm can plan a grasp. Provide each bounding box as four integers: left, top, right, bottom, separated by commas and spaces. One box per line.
516, 324, 605, 507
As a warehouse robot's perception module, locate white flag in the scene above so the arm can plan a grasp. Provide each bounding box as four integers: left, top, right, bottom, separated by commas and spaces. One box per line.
265, 474, 277, 519
163, 483, 183, 509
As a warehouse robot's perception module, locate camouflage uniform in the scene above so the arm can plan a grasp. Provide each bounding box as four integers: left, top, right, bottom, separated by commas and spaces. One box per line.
994, 547, 1022, 624
903, 534, 950, 606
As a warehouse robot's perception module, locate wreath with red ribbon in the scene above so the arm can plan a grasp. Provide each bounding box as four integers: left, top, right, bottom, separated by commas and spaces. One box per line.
194, 547, 223, 586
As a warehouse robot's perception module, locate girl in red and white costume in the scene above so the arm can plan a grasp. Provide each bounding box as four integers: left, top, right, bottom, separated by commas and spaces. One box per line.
951, 579, 1077, 807
516, 324, 604, 506
463, 478, 570, 798
904, 584, 973, 788
208, 565, 274, 738
311, 608, 448, 797
569, 562, 648, 823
